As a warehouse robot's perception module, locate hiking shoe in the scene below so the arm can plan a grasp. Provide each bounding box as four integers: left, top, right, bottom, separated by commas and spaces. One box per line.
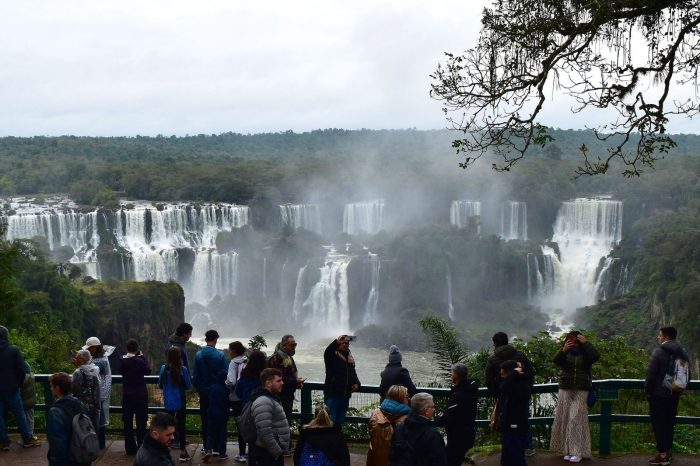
179, 451, 192, 462
233, 454, 247, 462
22, 437, 41, 448
525, 448, 536, 457
569, 456, 582, 463
649, 454, 671, 466
564, 456, 572, 461
203, 449, 213, 463
0, 441, 9, 451
218, 454, 229, 460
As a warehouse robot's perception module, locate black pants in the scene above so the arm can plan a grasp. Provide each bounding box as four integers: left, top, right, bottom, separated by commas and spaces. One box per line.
280, 396, 294, 449
166, 408, 187, 448
198, 391, 210, 445
500, 431, 527, 466
252, 445, 284, 466
649, 394, 680, 453
122, 394, 148, 455
446, 429, 475, 466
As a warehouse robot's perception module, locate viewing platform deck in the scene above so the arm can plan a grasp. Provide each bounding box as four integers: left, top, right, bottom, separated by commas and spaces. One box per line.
1, 439, 698, 466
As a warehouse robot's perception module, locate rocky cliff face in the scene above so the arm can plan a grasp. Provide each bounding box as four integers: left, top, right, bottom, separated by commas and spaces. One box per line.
80, 280, 186, 369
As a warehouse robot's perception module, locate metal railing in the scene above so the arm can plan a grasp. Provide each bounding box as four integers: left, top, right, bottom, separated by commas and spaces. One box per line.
32, 376, 700, 455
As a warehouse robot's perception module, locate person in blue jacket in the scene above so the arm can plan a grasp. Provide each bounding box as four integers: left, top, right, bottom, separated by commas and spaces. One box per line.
192, 329, 228, 449
159, 346, 192, 462
202, 370, 231, 461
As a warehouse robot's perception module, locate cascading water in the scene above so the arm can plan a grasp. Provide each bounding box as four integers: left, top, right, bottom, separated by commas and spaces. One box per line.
363, 252, 380, 326
533, 197, 623, 314
446, 262, 455, 320
450, 200, 481, 232
500, 201, 528, 240
298, 247, 352, 333
2, 198, 249, 306
280, 204, 322, 235
343, 199, 384, 235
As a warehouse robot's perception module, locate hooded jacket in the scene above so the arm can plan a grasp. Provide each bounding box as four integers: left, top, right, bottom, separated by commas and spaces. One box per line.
120, 353, 151, 399
485, 344, 534, 396
367, 401, 409, 466
71, 363, 101, 429
0, 325, 27, 397
294, 426, 350, 466
47, 394, 89, 466
645, 339, 690, 398
192, 345, 228, 393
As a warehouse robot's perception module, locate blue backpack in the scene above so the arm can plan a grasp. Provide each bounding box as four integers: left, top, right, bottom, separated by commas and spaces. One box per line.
299, 443, 333, 466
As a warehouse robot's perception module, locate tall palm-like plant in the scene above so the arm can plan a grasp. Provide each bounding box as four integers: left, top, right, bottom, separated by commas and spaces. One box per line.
418, 315, 469, 383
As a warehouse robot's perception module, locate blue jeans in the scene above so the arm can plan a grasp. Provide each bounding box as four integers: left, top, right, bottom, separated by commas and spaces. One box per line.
324, 394, 349, 428
0, 390, 31, 442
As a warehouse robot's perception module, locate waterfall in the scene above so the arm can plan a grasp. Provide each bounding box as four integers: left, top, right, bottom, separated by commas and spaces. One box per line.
291, 265, 308, 321
262, 257, 268, 301
450, 200, 481, 232
500, 201, 528, 240
363, 253, 380, 326
343, 199, 384, 235
280, 204, 322, 234
299, 248, 352, 333
446, 262, 455, 320
534, 198, 623, 312
2, 198, 249, 306
189, 250, 239, 305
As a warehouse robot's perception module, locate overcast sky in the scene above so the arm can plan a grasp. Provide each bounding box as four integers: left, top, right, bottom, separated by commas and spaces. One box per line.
0, 0, 697, 136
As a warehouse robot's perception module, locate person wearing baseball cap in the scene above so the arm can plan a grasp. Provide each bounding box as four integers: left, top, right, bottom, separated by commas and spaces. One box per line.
83, 337, 115, 449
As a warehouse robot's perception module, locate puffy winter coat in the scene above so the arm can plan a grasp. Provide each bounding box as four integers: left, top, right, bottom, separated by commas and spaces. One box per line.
553, 341, 600, 391
134, 432, 176, 466
645, 339, 690, 398
251, 389, 291, 459
388, 413, 447, 466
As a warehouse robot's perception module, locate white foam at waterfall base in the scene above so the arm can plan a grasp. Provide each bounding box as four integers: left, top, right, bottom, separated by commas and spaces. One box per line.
280, 204, 322, 235
534, 198, 623, 320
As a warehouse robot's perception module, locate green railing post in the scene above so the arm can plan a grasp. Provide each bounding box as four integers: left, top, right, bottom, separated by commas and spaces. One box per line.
598, 381, 613, 456
300, 384, 313, 425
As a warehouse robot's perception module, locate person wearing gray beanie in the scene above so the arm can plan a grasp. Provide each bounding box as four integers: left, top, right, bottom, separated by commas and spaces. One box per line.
379, 345, 417, 401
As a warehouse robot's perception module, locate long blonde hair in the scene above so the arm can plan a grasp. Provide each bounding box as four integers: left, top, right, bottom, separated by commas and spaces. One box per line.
306, 404, 334, 428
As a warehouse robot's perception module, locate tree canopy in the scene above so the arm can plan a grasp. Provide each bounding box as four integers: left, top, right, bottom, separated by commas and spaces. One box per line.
431, 0, 700, 177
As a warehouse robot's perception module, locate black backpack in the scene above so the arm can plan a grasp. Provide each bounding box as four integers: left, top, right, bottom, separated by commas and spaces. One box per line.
388, 423, 424, 466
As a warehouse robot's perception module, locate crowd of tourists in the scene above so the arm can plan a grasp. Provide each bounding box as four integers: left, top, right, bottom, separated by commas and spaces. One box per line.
0, 323, 691, 466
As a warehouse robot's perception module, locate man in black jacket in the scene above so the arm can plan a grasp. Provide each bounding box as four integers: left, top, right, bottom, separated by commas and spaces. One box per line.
389, 392, 447, 466
644, 326, 690, 466
497, 360, 531, 466
0, 325, 39, 450
435, 363, 478, 466
379, 345, 417, 401
323, 336, 360, 428
485, 331, 536, 455
134, 412, 176, 466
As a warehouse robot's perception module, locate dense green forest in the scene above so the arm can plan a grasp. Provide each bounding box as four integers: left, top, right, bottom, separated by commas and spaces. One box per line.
0, 224, 184, 372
